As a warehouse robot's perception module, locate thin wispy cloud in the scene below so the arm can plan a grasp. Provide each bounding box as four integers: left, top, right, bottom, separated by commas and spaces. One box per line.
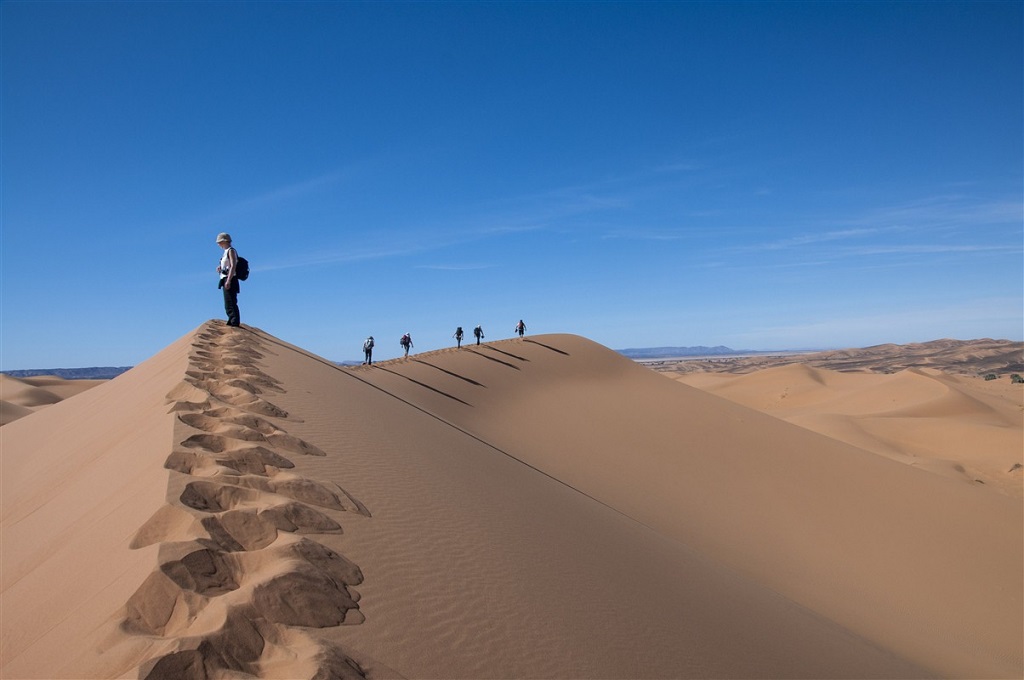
841, 244, 1018, 256
172, 170, 353, 235
502, 183, 632, 219
415, 263, 495, 271
255, 219, 540, 273
491, 162, 713, 226
726, 297, 1023, 348
757, 227, 901, 250
251, 243, 429, 272
228, 172, 348, 213
653, 161, 703, 173
836, 195, 1023, 231
736, 194, 1022, 261
600, 228, 689, 241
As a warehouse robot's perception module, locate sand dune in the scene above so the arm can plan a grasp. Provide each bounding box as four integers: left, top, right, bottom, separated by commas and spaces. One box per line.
2, 321, 1020, 679
674, 363, 1024, 498
0, 374, 107, 425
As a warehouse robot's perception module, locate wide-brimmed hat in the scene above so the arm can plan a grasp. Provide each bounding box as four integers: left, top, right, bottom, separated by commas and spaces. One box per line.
216, 232, 232, 243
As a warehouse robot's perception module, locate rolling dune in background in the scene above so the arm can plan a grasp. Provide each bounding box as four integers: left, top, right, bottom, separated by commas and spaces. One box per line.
1, 321, 1020, 679
673, 363, 1024, 498
0, 374, 107, 425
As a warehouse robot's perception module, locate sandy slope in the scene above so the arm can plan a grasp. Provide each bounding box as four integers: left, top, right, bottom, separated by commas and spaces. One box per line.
1, 334, 192, 677
1, 321, 1020, 679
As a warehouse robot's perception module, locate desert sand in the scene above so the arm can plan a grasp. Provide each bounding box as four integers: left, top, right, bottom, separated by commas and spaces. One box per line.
1, 321, 1021, 679
673, 363, 1024, 499
0, 374, 107, 426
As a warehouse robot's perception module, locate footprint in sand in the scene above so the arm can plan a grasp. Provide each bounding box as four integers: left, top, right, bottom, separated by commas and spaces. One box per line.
178, 411, 326, 456
183, 378, 290, 418
179, 480, 259, 513
166, 446, 295, 477
138, 572, 368, 679
197, 501, 346, 552
159, 547, 239, 595
180, 476, 357, 514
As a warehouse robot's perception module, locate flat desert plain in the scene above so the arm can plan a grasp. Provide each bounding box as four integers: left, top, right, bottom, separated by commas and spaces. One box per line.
1, 322, 1021, 679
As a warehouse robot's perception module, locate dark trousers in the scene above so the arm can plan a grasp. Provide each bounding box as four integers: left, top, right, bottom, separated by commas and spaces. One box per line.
222, 279, 240, 326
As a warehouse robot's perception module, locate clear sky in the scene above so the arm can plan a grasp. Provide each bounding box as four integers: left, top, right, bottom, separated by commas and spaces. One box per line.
2, 1, 1021, 369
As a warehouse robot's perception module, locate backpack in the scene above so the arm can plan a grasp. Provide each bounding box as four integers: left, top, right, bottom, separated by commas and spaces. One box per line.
235, 255, 250, 281
364, 338, 374, 351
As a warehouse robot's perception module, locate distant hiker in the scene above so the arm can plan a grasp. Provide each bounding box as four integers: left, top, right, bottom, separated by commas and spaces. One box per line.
515, 319, 526, 337
454, 326, 464, 348
215, 232, 240, 327
474, 325, 484, 345
363, 336, 374, 364
400, 333, 414, 357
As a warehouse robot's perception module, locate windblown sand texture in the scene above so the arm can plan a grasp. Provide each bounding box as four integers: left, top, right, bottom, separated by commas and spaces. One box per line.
2, 321, 1021, 679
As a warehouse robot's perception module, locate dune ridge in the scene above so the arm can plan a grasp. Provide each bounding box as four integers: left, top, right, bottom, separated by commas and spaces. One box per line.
2, 321, 1020, 679
341, 333, 1022, 678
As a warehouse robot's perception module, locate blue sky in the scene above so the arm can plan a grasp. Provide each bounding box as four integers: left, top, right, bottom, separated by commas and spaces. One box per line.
2, 1, 1021, 368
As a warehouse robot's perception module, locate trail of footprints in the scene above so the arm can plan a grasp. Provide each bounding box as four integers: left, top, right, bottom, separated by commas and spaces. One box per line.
125, 321, 375, 680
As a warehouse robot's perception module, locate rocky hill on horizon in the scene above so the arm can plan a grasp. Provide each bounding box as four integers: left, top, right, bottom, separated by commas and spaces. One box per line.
616, 344, 772, 359
1, 367, 132, 380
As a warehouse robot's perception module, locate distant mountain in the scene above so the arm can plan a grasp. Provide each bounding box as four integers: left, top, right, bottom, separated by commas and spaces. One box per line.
616, 346, 749, 359
1, 367, 132, 380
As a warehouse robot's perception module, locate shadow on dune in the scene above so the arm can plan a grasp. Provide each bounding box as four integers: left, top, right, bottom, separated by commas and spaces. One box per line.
523, 337, 570, 355
373, 366, 474, 406
412, 359, 487, 387
465, 348, 521, 370
482, 345, 530, 362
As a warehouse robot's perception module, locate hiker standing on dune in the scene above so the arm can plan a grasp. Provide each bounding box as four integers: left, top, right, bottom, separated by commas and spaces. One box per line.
400, 333, 413, 357
363, 336, 374, 365
474, 325, 484, 345
454, 327, 464, 348
515, 319, 526, 337
216, 232, 241, 327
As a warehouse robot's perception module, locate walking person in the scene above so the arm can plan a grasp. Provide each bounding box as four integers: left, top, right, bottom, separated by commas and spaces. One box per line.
453, 326, 464, 348
400, 333, 414, 357
473, 325, 484, 345
216, 232, 241, 327
515, 319, 526, 337
363, 336, 374, 365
